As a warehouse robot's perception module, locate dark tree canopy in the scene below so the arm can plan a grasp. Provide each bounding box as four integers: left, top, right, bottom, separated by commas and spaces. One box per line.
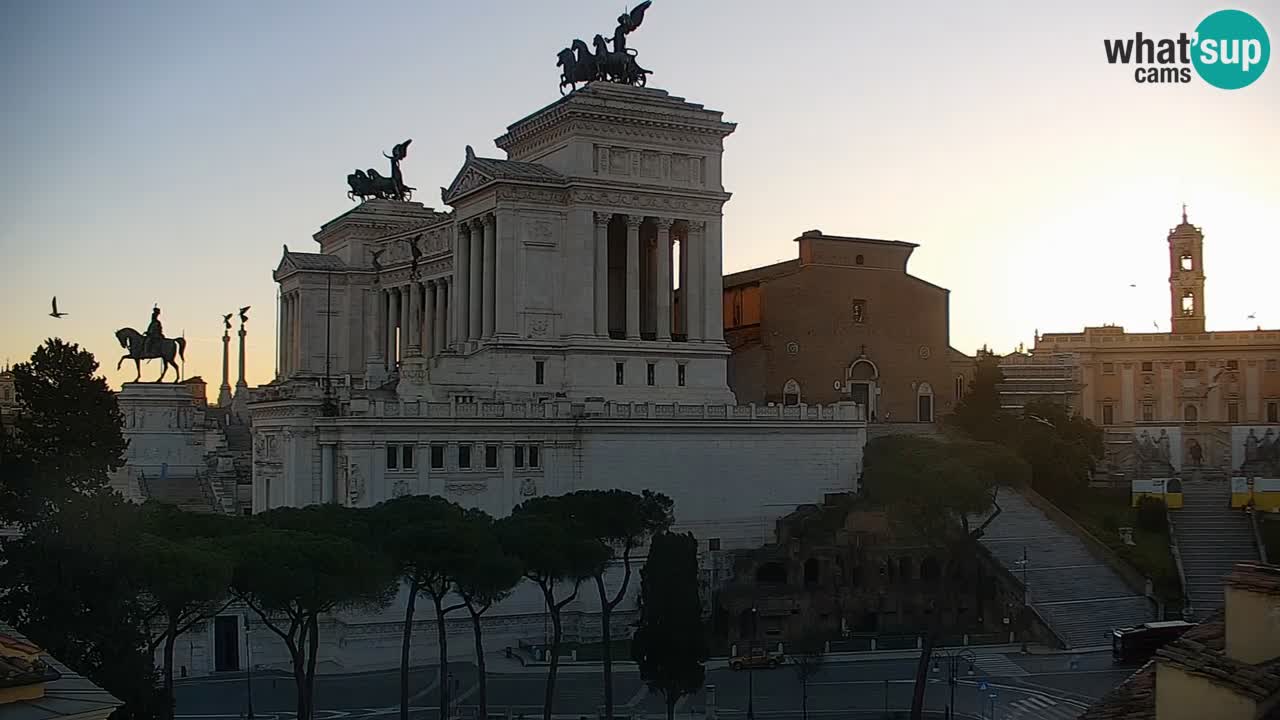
631, 532, 708, 720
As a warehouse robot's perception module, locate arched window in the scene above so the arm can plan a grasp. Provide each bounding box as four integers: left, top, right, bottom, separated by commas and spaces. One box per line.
1184, 404, 1198, 422
1181, 291, 1196, 316
917, 382, 935, 422
756, 562, 787, 585
783, 379, 801, 407
804, 558, 820, 586
954, 376, 965, 401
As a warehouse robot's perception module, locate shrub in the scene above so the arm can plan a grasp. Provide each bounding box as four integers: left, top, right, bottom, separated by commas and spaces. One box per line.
1136, 496, 1168, 533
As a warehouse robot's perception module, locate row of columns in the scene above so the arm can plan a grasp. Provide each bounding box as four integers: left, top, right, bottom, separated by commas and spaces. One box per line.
370, 277, 453, 370
279, 291, 303, 375
455, 213, 513, 344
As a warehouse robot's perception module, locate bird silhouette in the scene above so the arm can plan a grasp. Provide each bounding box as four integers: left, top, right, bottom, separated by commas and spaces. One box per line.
1248, 313, 1257, 320
239, 306, 251, 323
49, 296, 67, 318
222, 313, 233, 330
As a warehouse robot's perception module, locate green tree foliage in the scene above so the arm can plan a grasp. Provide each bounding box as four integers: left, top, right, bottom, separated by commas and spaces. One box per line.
789, 629, 825, 720
559, 490, 673, 720
222, 509, 396, 720
1, 339, 126, 525
373, 496, 473, 720
453, 510, 523, 720
1136, 496, 1168, 533
499, 497, 610, 720
948, 351, 1005, 442
1015, 399, 1103, 503
0, 493, 166, 720
861, 434, 1029, 720
630, 532, 708, 720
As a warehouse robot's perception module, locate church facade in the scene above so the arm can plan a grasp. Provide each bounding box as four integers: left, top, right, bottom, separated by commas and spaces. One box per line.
184, 83, 869, 676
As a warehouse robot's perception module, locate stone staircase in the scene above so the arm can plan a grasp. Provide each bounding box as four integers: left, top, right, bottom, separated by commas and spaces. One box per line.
1172, 480, 1259, 619
979, 490, 1155, 649
142, 472, 219, 513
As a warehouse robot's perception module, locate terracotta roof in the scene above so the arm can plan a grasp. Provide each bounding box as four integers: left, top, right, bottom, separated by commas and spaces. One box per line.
284, 252, 346, 271
0, 624, 120, 720
469, 157, 566, 184
1225, 562, 1280, 596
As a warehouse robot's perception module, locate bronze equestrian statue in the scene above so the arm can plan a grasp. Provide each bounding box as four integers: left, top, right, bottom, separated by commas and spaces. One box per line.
115, 306, 186, 382
557, 2, 652, 94
347, 140, 415, 202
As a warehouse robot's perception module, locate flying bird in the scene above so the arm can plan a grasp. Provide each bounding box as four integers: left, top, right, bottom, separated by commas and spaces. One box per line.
49, 297, 67, 318
1129, 284, 1137, 288
1248, 313, 1257, 320
222, 313, 233, 330
239, 306, 251, 323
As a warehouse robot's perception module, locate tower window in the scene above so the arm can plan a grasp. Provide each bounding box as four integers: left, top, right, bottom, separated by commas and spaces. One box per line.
1180, 253, 1193, 271
1181, 291, 1196, 316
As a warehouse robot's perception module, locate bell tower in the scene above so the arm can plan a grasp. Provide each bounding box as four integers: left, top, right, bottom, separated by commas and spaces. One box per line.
1168, 205, 1206, 334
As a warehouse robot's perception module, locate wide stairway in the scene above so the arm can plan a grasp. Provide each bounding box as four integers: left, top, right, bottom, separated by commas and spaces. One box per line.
1173, 480, 1259, 619
143, 473, 218, 513
980, 490, 1154, 649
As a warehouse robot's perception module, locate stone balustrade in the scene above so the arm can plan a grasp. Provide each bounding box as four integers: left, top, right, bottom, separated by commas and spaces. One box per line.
335, 398, 865, 423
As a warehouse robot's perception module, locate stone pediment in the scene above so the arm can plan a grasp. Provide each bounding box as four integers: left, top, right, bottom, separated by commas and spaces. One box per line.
441, 146, 566, 204
275, 246, 346, 279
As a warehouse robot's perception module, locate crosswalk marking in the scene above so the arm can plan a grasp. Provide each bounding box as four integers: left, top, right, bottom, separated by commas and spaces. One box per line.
969, 651, 1029, 678
1003, 694, 1079, 720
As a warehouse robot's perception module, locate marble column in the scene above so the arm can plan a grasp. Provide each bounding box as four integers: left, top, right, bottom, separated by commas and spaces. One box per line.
455, 223, 471, 346
482, 214, 496, 339
365, 287, 381, 364
407, 282, 421, 355
236, 323, 247, 388
220, 330, 232, 404
438, 279, 450, 352
678, 224, 689, 338
400, 285, 412, 361
468, 219, 484, 343
423, 280, 437, 358
277, 294, 287, 376
594, 212, 610, 337
321, 444, 335, 504
686, 221, 705, 341
386, 288, 399, 369
655, 218, 673, 341
495, 209, 516, 337
291, 293, 301, 373
625, 215, 642, 340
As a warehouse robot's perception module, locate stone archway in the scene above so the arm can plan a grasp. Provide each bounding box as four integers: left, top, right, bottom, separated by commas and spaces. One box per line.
847, 357, 879, 419
917, 382, 935, 423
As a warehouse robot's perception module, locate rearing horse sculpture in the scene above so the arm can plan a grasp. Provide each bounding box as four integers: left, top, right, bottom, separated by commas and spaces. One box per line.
115, 328, 186, 383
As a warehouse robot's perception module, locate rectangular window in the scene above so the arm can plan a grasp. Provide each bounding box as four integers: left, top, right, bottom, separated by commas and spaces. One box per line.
402, 446, 414, 470
458, 444, 472, 470
535, 360, 545, 385
708, 538, 721, 551
430, 445, 445, 469
1141, 361, 1153, 372
1102, 405, 1115, 426
514, 445, 525, 468
485, 445, 499, 469
647, 363, 655, 386
1142, 404, 1154, 422
528, 445, 540, 468
1226, 359, 1239, 371
1269, 402, 1279, 424
678, 365, 686, 387
1102, 362, 1115, 374
386, 446, 398, 470
1185, 361, 1197, 372
1268, 359, 1278, 372
615, 362, 625, 385
1228, 402, 1240, 423
852, 299, 866, 324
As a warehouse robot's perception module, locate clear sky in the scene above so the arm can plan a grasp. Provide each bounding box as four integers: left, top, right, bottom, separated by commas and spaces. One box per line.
2, 1, 1277, 390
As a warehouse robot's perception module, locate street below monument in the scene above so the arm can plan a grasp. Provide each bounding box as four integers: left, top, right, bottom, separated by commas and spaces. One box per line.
176, 650, 1130, 720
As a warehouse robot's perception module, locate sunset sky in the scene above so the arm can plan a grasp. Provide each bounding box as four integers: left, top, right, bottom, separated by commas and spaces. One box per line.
2, 0, 1277, 391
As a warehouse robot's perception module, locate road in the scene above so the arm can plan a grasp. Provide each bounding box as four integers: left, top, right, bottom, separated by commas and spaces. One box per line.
177, 650, 1133, 720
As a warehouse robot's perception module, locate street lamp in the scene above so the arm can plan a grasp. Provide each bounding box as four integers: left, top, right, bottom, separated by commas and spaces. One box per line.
244, 621, 255, 720
747, 606, 758, 720
930, 647, 975, 720
1015, 547, 1030, 653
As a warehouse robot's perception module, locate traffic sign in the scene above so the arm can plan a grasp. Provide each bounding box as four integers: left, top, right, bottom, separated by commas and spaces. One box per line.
978, 680, 989, 691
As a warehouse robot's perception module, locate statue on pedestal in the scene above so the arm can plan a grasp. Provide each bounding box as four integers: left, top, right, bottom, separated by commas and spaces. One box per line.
115, 306, 187, 383
557, 1, 652, 94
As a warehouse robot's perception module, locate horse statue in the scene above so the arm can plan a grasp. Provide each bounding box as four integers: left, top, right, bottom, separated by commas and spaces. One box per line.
115, 328, 186, 383
593, 33, 649, 86
558, 39, 601, 94
555, 2, 653, 93
347, 140, 415, 202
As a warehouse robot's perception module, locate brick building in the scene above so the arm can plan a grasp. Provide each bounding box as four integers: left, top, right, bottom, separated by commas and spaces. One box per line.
720, 230, 963, 422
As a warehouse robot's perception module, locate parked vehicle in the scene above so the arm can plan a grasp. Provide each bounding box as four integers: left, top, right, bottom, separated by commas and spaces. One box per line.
1112, 620, 1196, 664
729, 648, 784, 670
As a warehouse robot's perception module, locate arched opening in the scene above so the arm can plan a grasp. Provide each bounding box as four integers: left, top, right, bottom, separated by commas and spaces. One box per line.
782, 378, 801, 407
1181, 290, 1196, 317
917, 382, 935, 423
756, 561, 787, 585
898, 557, 913, 581
847, 358, 879, 419
804, 558, 820, 586
920, 556, 941, 582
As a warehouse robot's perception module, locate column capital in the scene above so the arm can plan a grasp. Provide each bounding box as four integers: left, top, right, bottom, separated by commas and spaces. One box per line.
594, 211, 613, 228
624, 214, 645, 229
653, 217, 675, 232
470, 216, 486, 232
688, 220, 707, 233
483, 213, 497, 230
456, 222, 470, 237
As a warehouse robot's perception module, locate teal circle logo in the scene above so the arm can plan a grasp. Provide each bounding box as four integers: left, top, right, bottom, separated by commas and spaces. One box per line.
1193, 9, 1270, 89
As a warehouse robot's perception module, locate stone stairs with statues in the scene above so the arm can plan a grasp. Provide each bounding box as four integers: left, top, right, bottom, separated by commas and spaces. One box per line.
978, 490, 1155, 649
1171, 479, 1260, 619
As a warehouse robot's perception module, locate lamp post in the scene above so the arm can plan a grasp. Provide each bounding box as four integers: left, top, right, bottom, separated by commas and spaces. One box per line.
1015, 547, 1030, 653
747, 606, 758, 720
244, 622, 254, 720
930, 648, 975, 720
